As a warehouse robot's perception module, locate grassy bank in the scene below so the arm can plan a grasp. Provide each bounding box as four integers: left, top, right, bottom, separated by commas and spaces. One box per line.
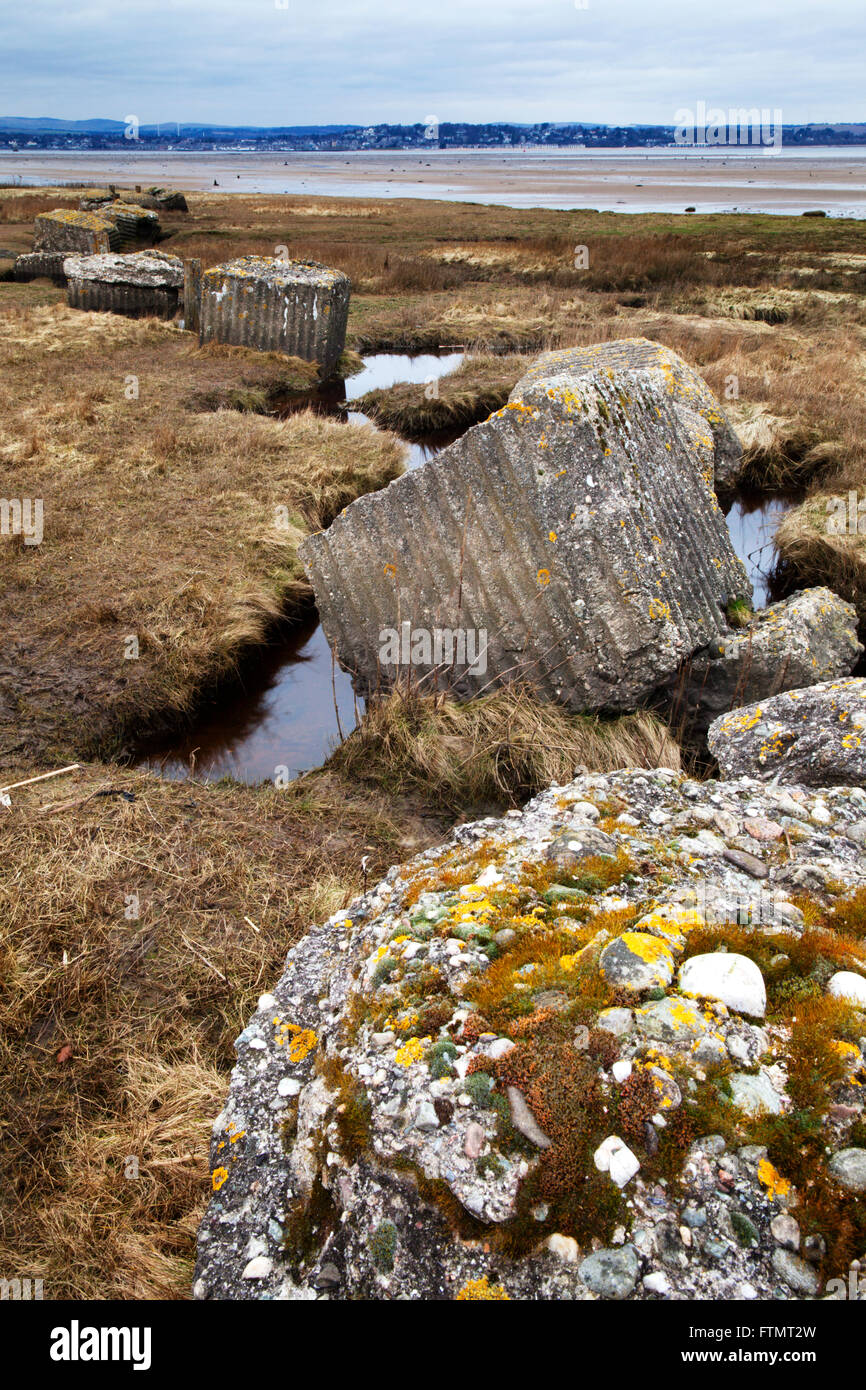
329, 686, 680, 812
0, 759, 449, 1299
0, 304, 405, 764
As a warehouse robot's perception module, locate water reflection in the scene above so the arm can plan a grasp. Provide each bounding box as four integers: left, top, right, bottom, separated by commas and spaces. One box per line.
723, 492, 792, 607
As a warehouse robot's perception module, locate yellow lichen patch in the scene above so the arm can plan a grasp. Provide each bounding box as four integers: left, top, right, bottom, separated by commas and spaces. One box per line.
757, 1158, 791, 1201
618, 932, 674, 967
636, 996, 703, 1033
395, 1036, 431, 1067
211, 1166, 229, 1192
273, 1018, 318, 1063
456, 1275, 510, 1300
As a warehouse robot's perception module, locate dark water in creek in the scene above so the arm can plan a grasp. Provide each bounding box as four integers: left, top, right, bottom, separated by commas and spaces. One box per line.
137, 362, 790, 784
136, 352, 465, 782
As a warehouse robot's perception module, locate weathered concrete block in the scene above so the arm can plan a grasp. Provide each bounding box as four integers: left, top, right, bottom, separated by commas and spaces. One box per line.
183, 258, 202, 334
14, 250, 69, 284
299, 339, 750, 711
33, 209, 118, 254
198, 256, 350, 376
708, 677, 866, 785
107, 203, 161, 248
63, 250, 184, 318
667, 587, 863, 736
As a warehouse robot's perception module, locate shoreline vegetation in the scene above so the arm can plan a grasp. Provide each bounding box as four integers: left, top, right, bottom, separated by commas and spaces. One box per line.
1, 183, 865, 1297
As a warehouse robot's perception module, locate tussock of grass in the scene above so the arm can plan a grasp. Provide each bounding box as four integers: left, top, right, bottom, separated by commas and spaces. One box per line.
0, 760, 446, 1298
729, 404, 838, 494
773, 499, 866, 619
329, 685, 680, 813
355, 351, 532, 437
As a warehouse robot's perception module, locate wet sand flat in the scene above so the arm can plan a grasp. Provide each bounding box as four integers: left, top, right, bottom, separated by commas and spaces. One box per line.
2, 146, 865, 214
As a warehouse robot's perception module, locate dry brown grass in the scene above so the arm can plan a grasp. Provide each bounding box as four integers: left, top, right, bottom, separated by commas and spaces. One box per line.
329, 684, 680, 813
0, 759, 448, 1299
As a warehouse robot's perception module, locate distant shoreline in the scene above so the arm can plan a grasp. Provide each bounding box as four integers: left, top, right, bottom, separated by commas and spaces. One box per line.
2, 147, 865, 214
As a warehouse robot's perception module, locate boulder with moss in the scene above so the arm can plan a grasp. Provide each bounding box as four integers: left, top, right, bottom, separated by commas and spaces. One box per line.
194, 767, 866, 1301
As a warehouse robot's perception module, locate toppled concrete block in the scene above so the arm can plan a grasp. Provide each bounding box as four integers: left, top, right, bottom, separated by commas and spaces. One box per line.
33, 208, 118, 254
64, 250, 184, 318
140, 187, 188, 212
198, 256, 350, 376
299, 339, 750, 711
667, 587, 863, 736
708, 677, 866, 785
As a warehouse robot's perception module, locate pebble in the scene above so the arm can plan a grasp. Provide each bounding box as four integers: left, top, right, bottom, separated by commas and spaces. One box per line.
579, 1246, 639, 1299
729, 1071, 784, 1116
723, 847, 768, 879
770, 1214, 800, 1251
242, 1256, 273, 1280
643, 1271, 671, 1296
772, 1248, 820, 1296
414, 1101, 440, 1131
464, 1123, 485, 1159
827, 971, 866, 1008
745, 817, 783, 841
507, 1086, 551, 1149
635, 995, 708, 1042
679, 952, 766, 1018
599, 933, 675, 992
594, 1135, 640, 1187
547, 1233, 580, 1263
827, 1147, 866, 1192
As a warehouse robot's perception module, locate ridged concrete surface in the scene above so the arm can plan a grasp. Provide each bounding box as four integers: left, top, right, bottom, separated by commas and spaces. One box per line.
300, 341, 750, 711
198, 256, 350, 375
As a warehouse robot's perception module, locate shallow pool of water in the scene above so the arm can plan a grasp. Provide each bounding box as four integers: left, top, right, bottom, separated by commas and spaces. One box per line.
137, 609, 360, 783
724, 492, 790, 608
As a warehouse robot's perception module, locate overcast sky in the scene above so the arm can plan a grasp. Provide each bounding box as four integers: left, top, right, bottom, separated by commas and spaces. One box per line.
1, 0, 863, 126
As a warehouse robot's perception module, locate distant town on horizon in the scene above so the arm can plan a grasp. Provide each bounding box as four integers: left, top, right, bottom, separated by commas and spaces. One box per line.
2, 115, 866, 151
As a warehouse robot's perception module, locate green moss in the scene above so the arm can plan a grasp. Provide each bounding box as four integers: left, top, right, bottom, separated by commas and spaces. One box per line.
464, 1071, 495, 1107
371, 955, 397, 988
427, 1037, 458, 1079
731, 1211, 759, 1247
368, 1219, 398, 1272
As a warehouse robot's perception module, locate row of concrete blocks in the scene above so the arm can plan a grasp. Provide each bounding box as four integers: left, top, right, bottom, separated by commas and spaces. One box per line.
59, 253, 348, 375
18, 225, 349, 373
